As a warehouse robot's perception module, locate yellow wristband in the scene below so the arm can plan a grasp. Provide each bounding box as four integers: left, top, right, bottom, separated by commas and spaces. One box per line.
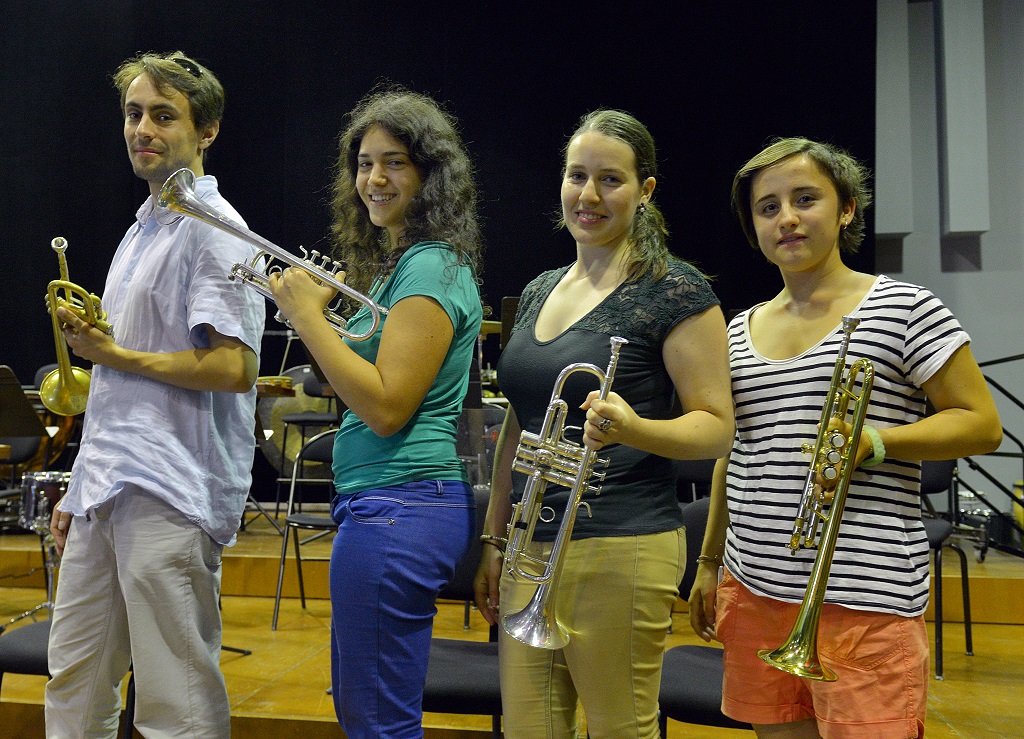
861, 425, 886, 467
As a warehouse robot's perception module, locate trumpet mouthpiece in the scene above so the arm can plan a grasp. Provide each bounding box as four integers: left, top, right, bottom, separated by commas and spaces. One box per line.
51, 236, 68, 252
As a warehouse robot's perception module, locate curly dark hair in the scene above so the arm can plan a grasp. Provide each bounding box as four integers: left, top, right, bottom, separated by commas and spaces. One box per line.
329, 86, 483, 297
731, 137, 872, 255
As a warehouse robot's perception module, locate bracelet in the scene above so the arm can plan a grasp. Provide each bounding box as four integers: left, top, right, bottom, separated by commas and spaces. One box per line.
696, 554, 723, 567
479, 534, 508, 552
861, 425, 886, 468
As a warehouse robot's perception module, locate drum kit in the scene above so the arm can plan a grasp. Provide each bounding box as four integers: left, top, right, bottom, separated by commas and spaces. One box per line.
0, 470, 67, 632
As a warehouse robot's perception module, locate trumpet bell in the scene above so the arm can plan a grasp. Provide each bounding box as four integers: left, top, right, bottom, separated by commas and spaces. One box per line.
501, 583, 569, 650
39, 365, 90, 417
758, 646, 837, 682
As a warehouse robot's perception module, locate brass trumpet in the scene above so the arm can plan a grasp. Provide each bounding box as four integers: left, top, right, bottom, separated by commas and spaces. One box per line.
758, 316, 874, 681
502, 336, 628, 649
158, 168, 387, 341
40, 237, 113, 416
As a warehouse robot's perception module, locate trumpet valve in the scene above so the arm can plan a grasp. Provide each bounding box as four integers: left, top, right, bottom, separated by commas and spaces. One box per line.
826, 431, 846, 449
820, 465, 840, 481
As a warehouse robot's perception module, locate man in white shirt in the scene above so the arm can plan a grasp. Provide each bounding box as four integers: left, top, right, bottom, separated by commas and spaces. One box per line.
45, 50, 265, 738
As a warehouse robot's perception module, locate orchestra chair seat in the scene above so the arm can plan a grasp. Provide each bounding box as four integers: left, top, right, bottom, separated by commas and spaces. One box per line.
422, 483, 501, 739
0, 620, 136, 738
275, 367, 339, 516
920, 458, 972, 680
659, 496, 751, 736
272, 429, 337, 630
0, 619, 50, 693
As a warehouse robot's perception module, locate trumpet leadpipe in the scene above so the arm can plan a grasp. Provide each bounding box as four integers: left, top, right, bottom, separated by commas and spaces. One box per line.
158, 167, 387, 342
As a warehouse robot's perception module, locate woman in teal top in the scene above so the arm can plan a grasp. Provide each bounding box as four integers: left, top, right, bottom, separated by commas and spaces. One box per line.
270, 87, 483, 739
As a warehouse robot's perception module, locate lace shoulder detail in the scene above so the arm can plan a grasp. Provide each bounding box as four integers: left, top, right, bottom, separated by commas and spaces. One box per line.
588, 260, 718, 346
511, 266, 570, 335
512, 260, 719, 347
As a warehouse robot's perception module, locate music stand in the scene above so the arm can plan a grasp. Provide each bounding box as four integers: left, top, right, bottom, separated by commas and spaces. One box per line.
0, 365, 46, 438
0, 365, 46, 490
0, 366, 58, 631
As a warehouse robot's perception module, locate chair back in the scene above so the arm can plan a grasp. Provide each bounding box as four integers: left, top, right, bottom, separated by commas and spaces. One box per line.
679, 496, 712, 597
676, 458, 716, 503
284, 429, 337, 515
921, 458, 956, 497
33, 364, 58, 390
439, 484, 490, 602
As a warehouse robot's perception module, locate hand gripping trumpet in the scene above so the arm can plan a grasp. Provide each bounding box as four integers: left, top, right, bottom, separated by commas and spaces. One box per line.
758, 316, 874, 681
158, 168, 387, 341
40, 237, 113, 416
502, 336, 628, 649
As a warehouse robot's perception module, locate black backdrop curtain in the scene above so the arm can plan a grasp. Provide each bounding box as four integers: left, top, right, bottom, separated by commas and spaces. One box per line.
0, 2, 876, 385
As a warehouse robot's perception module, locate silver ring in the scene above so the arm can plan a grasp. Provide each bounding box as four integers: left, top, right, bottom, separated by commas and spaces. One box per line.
598, 417, 612, 432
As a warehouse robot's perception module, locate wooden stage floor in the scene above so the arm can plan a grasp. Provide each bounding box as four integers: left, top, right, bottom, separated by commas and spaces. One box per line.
2, 510, 1024, 738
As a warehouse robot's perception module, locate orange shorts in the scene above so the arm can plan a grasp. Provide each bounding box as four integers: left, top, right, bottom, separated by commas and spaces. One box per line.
716, 570, 928, 739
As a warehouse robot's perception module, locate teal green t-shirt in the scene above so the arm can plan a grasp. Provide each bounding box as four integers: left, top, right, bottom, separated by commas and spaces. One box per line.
332, 242, 482, 496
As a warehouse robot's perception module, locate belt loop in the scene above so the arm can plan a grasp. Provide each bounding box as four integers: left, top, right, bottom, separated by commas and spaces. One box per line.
435, 480, 443, 495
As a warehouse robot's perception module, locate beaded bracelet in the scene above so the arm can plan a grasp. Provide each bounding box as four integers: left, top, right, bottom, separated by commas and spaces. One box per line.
479, 534, 508, 552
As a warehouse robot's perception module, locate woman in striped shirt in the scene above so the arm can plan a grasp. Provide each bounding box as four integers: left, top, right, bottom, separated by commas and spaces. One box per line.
689, 137, 1001, 739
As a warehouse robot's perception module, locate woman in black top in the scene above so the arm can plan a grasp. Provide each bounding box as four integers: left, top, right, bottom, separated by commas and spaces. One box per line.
473, 109, 734, 738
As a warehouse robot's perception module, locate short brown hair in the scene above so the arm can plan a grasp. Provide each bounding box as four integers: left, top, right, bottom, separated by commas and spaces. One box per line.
112, 51, 225, 157
731, 137, 872, 254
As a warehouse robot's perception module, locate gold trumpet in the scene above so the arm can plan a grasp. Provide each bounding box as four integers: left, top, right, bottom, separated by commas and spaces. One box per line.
502, 336, 628, 649
40, 237, 113, 416
758, 316, 874, 681
158, 168, 387, 341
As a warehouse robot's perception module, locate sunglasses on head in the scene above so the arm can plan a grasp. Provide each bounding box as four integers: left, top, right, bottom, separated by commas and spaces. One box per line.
172, 58, 202, 78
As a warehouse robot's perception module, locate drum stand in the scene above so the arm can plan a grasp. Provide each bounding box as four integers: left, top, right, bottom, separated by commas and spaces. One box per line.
0, 531, 58, 634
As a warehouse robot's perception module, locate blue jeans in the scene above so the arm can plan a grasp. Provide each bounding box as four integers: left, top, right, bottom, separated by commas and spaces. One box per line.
329, 479, 475, 739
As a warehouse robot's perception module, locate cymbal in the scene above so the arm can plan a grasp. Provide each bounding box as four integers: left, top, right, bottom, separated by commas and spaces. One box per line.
480, 320, 502, 335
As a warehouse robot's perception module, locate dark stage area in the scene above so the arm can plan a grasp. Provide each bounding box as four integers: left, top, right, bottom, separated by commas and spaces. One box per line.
0, 3, 877, 500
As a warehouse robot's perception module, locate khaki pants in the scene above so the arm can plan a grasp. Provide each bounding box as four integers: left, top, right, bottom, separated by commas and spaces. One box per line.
45, 488, 227, 738
498, 528, 685, 739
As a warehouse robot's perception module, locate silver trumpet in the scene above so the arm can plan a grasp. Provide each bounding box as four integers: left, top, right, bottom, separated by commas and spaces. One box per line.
502, 336, 628, 649
158, 168, 387, 341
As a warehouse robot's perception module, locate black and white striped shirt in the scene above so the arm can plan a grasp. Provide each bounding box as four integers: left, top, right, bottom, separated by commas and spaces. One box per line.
723, 275, 968, 616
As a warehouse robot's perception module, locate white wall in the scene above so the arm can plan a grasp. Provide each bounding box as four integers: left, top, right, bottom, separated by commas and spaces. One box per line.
878, 0, 1024, 514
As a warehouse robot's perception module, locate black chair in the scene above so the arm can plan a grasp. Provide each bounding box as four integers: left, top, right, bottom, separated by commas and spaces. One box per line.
0, 618, 134, 738
272, 429, 338, 630
422, 484, 502, 738
675, 458, 716, 504
658, 496, 751, 736
0, 618, 50, 693
920, 458, 973, 679
275, 366, 339, 516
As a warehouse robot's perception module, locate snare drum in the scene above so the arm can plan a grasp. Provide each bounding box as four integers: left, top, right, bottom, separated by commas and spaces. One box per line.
20, 470, 70, 534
